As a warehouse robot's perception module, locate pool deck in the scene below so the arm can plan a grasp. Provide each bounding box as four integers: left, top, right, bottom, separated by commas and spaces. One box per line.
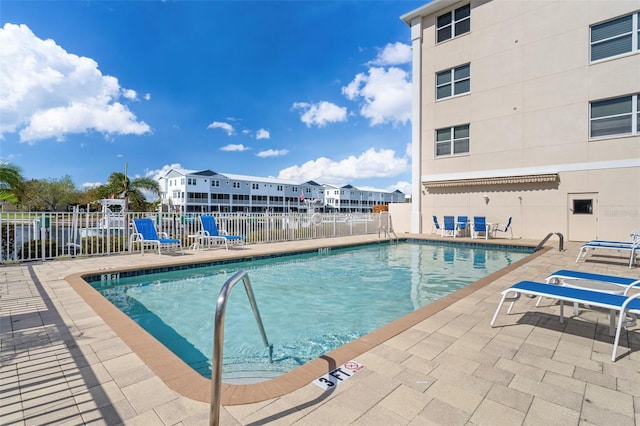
1, 234, 639, 425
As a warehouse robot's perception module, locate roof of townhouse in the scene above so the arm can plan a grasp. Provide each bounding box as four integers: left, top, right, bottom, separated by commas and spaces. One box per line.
160, 168, 404, 194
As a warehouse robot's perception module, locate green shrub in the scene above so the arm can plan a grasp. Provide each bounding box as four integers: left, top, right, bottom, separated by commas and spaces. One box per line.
1, 224, 17, 260
19, 239, 59, 260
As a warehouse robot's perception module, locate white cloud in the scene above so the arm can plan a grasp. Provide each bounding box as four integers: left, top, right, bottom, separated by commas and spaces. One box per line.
369, 42, 412, 66
278, 148, 409, 186
221, 144, 249, 152
146, 163, 183, 180
207, 121, 235, 136
122, 89, 138, 101
257, 149, 288, 158
256, 128, 270, 139
388, 180, 412, 195
292, 101, 347, 127
144, 93, 151, 101
342, 67, 411, 127
81, 181, 102, 188
0, 23, 151, 142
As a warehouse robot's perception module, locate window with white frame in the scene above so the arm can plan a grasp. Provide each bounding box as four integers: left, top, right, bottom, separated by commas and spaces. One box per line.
590, 93, 639, 138
435, 124, 470, 157
590, 12, 639, 62
436, 64, 470, 100
436, 4, 471, 43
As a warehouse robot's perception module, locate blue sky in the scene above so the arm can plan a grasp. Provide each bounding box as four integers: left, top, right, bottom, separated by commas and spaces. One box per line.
1, 0, 425, 195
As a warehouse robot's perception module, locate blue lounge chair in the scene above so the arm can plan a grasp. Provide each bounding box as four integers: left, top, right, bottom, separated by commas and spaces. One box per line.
576, 233, 639, 268
198, 215, 244, 250
490, 280, 640, 361
536, 269, 640, 327
492, 217, 512, 239
545, 270, 640, 288
442, 216, 456, 237
456, 216, 468, 237
471, 216, 491, 239
431, 215, 441, 235
129, 218, 182, 255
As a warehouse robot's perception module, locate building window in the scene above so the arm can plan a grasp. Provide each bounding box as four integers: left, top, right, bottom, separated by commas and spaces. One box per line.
211, 180, 219, 187
590, 12, 639, 62
436, 4, 470, 43
252, 183, 259, 190
435, 124, 470, 157
590, 94, 639, 138
436, 64, 470, 100
233, 182, 240, 188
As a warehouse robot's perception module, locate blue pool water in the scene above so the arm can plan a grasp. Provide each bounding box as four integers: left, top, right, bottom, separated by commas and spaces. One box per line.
90, 242, 532, 383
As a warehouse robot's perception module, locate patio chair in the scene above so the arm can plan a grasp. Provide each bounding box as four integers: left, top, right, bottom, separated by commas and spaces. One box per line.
576, 231, 638, 268
129, 218, 182, 255
431, 216, 441, 234
493, 217, 513, 239
471, 216, 491, 239
442, 216, 456, 237
533, 269, 640, 329
198, 215, 244, 250
456, 216, 469, 237
490, 280, 640, 361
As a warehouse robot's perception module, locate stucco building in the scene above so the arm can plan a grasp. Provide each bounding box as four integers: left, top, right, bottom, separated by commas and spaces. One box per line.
402, 0, 639, 241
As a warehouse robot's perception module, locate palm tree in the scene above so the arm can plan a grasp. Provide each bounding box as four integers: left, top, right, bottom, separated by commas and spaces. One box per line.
95, 169, 160, 212
0, 161, 25, 204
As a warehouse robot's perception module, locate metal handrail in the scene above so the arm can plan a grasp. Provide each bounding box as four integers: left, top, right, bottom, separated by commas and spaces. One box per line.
535, 232, 564, 252
210, 270, 272, 426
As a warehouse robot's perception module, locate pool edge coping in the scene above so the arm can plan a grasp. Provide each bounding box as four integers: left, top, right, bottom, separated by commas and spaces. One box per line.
65, 239, 549, 406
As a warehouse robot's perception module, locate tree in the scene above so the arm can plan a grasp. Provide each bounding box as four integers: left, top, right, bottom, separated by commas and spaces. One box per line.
0, 161, 25, 204
95, 171, 160, 212
19, 177, 78, 211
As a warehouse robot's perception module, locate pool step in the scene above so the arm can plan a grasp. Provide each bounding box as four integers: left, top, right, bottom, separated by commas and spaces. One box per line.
222, 361, 294, 385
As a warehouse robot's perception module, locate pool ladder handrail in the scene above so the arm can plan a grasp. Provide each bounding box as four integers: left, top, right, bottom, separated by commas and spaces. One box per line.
210, 270, 272, 426
535, 232, 564, 252
378, 211, 398, 242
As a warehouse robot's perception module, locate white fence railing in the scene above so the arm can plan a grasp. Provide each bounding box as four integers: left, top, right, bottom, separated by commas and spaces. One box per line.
0, 211, 384, 263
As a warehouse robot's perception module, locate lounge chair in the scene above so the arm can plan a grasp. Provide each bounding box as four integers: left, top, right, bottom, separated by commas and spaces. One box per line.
536, 269, 640, 328
456, 216, 469, 237
576, 231, 639, 268
197, 215, 244, 250
492, 217, 512, 239
431, 216, 441, 235
490, 280, 640, 361
471, 216, 491, 239
129, 218, 182, 255
442, 216, 456, 237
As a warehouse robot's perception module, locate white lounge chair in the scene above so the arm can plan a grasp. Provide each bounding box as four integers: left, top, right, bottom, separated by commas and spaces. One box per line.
442, 216, 456, 237
431, 216, 441, 235
536, 269, 640, 328
129, 218, 182, 255
576, 236, 639, 268
490, 280, 640, 361
197, 215, 244, 250
471, 216, 491, 239
492, 217, 512, 239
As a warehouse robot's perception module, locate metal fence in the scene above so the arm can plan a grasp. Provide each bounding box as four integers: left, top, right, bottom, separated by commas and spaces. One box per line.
0, 211, 385, 263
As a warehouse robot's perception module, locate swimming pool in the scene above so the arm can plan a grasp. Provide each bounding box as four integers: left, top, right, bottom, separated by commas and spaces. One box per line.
89, 241, 532, 383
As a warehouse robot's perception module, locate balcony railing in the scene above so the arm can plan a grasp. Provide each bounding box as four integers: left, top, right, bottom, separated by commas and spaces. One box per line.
0, 211, 381, 263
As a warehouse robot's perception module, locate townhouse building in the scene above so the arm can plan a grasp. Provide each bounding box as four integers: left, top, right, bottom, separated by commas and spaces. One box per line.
402, 0, 640, 241
158, 168, 405, 213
